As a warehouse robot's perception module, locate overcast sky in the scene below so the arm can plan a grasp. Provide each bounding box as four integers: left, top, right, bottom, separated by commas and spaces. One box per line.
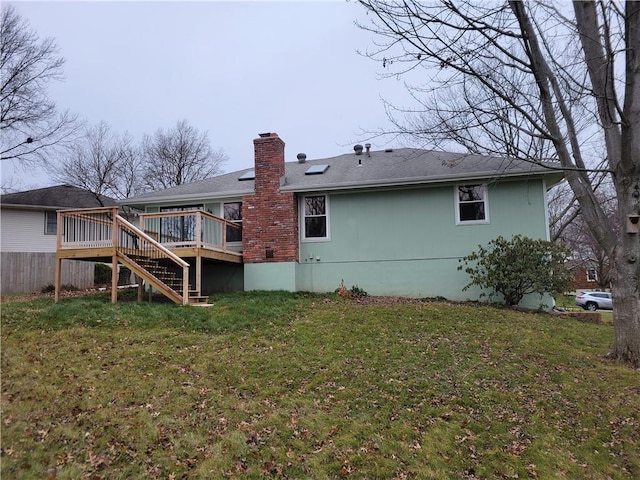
3, 0, 415, 191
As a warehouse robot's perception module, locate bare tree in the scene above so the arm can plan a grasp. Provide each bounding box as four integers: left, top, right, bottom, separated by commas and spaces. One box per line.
0, 174, 21, 194
549, 164, 612, 243
141, 119, 226, 191
558, 187, 618, 290
548, 183, 580, 243
0, 5, 79, 166
116, 141, 146, 199
358, 1, 640, 366
54, 121, 144, 202
562, 218, 614, 291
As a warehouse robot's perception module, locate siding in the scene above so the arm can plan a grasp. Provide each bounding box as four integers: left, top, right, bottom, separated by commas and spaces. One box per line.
298, 180, 549, 265
1, 252, 95, 294
295, 179, 552, 307
0, 208, 57, 252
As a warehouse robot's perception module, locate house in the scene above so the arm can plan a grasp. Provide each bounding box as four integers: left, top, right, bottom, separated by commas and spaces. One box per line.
568, 260, 611, 293
0, 185, 117, 294
111, 132, 563, 308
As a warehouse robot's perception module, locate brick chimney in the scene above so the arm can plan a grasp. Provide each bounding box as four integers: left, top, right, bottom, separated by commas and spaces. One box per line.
242, 133, 299, 263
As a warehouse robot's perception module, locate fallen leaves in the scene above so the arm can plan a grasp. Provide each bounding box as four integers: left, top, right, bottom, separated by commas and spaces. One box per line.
505, 439, 530, 456
2, 292, 639, 479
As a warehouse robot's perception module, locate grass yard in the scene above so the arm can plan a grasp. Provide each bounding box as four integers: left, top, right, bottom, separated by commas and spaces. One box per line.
1, 290, 638, 479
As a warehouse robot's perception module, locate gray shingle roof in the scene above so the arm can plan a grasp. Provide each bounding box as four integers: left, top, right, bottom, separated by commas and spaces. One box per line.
0, 185, 118, 209
122, 148, 563, 206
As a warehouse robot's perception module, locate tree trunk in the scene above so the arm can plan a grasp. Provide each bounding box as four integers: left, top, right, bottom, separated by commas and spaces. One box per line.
608, 0, 640, 367
611, 153, 640, 369
609, 238, 640, 367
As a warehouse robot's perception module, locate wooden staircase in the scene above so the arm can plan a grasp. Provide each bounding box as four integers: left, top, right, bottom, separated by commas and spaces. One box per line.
117, 253, 205, 306
122, 255, 208, 305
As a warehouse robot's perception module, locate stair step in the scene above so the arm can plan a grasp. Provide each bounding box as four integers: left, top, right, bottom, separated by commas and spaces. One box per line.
125, 251, 189, 303
189, 296, 208, 303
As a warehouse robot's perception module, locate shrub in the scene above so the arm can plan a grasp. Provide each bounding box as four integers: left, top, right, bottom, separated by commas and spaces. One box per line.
40, 283, 78, 293
336, 280, 369, 298
349, 285, 369, 298
458, 235, 572, 307
95, 263, 112, 285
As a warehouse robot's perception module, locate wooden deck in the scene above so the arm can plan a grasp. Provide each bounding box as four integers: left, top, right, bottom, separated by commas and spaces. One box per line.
55, 207, 242, 304
56, 245, 242, 264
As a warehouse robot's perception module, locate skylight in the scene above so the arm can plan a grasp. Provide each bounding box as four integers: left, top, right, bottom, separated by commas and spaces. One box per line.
305, 164, 329, 175
238, 170, 255, 181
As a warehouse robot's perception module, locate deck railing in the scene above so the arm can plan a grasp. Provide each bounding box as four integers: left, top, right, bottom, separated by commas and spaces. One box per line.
57, 207, 190, 304
58, 208, 242, 254
58, 207, 116, 250
139, 210, 241, 252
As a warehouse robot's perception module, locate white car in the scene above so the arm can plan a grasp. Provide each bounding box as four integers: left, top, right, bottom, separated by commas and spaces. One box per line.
575, 291, 613, 311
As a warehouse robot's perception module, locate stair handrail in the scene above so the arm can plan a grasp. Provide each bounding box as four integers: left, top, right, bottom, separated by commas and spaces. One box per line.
116, 214, 189, 268
116, 214, 189, 305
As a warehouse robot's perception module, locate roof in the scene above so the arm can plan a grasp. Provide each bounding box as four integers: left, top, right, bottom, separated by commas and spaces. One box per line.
0, 185, 118, 210
122, 148, 564, 206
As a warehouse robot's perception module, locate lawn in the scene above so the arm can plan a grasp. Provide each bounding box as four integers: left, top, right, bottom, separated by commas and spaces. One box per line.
1, 291, 638, 479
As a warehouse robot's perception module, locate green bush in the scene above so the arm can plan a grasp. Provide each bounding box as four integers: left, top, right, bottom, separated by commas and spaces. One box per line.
349, 284, 369, 297
95, 263, 112, 285
336, 280, 369, 298
458, 235, 572, 307
40, 283, 78, 293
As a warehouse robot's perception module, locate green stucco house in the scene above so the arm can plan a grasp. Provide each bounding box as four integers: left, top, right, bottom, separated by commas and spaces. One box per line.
122, 132, 563, 307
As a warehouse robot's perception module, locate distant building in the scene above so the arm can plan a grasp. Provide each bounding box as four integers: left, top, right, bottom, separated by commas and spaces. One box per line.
568, 260, 610, 292
1, 185, 117, 294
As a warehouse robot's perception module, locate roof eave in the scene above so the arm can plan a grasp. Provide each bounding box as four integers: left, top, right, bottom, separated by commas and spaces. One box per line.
280, 169, 558, 193
119, 188, 254, 207
0, 203, 59, 211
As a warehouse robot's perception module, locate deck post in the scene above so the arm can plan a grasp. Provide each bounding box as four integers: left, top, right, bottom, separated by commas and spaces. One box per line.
55, 210, 62, 303
196, 212, 202, 249
196, 254, 202, 297
111, 209, 118, 303
182, 265, 189, 305
137, 275, 144, 302
54, 256, 62, 303
111, 255, 118, 303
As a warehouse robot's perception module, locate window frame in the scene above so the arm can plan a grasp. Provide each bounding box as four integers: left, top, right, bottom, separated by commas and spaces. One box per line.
455, 184, 490, 225
586, 267, 597, 283
44, 210, 57, 235
222, 201, 243, 244
301, 194, 330, 242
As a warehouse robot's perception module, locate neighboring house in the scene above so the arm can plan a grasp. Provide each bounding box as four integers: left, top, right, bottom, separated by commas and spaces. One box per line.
568, 260, 610, 292
118, 132, 563, 308
0, 185, 117, 294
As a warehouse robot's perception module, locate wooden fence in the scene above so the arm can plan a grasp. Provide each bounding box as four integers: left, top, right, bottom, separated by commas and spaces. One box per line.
1, 252, 94, 294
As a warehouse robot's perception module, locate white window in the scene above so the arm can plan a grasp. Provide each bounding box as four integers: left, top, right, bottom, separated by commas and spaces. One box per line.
44, 211, 57, 235
587, 267, 597, 282
223, 202, 242, 243
456, 184, 489, 224
302, 195, 329, 241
